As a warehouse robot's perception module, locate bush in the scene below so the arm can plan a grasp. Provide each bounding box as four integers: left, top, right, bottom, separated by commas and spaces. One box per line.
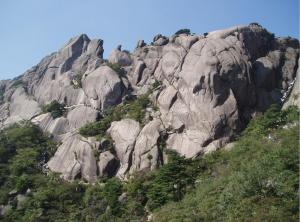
9, 148, 39, 176
10, 79, 24, 89
103, 178, 123, 215
175, 28, 191, 35
2, 103, 298, 221
79, 94, 151, 137
107, 62, 126, 78
122, 49, 130, 54
147, 150, 200, 210
42, 100, 66, 119
152, 80, 162, 89
71, 72, 83, 88
0, 85, 5, 105
152, 107, 299, 221
245, 104, 299, 135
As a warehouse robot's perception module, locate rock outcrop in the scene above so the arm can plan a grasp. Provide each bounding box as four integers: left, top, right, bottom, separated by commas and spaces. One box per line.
107, 119, 141, 179
0, 23, 298, 182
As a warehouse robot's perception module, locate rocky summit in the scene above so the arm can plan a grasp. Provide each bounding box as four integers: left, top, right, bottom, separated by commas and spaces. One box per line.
0, 23, 299, 182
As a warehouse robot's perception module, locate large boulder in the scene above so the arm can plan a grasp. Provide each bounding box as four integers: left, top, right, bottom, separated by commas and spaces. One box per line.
108, 48, 132, 66
82, 66, 124, 110
4, 87, 41, 126
98, 151, 119, 178
66, 105, 99, 130
31, 113, 70, 138
283, 59, 300, 108
107, 119, 140, 179
24, 34, 104, 106
48, 133, 98, 183
131, 119, 164, 172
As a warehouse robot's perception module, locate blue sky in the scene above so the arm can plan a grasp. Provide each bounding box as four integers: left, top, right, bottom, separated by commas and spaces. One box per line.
0, 0, 299, 79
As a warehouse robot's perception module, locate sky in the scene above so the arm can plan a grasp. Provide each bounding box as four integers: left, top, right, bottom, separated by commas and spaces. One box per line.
0, 0, 299, 80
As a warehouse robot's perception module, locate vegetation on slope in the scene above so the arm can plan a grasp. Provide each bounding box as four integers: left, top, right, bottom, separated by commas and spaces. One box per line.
152, 105, 299, 221
79, 93, 151, 137
0, 105, 298, 221
42, 100, 66, 119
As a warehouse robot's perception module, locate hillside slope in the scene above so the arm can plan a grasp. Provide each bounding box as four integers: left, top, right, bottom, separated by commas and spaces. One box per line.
0, 105, 298, 221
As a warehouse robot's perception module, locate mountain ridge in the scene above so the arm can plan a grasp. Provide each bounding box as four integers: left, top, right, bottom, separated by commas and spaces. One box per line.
0, 23, 299, 182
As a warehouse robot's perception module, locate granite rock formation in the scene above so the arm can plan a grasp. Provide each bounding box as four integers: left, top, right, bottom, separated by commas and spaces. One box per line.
0, 23, 298, 182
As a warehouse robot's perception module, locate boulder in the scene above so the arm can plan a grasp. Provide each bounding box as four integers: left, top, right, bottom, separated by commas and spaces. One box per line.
98, 151, 119, 177
283, 59, 300, 108
136, 40, 146, 48
107, 119, 140, 179
66, 105, 99, 130
48, 133, 98, 183
82, 66, 124, 110
4, 87, 41, 126
31, 113, 70, 138
131, 119, 163, 172
153, 34, 169, 46
108, 49, 132, 66
24, 34, 104, 106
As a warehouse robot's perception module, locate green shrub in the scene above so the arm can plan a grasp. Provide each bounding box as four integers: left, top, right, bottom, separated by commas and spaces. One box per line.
10, 79, 24, 89
1, 103, 298, 221
103, 178, 123, 215
107, 62, 126, 78
9, 148, 39, 176
152, 80, 162, 89
79, 94, 151, 137
122, 49, 130, 54
147, 150, 200, 210
175, 28, 191, 35
152, 107, 299, 222
71, 72, 83, 88
42, 100, 66, 119
0, 85, 5, 105
245, 104, 299, 136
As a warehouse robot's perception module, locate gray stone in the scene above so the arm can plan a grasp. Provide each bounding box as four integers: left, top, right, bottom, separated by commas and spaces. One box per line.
98, 151, 119, 177
107, 119, 140, 179
108, 49, 132, 66
153, 34, 169, 46
4, 87, 41, 126
48, 133, 98, 183
136, 40, 146, 48
82, 66, 124, 110
131, 119, 163, 172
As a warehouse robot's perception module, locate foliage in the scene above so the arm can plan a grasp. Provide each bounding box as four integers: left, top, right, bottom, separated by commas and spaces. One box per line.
0, 123, 57, 212
245, 104, 299, 135
107, 62, 126, 78
152, 106, 299, 221
0, 105, 298, 221
152, 79, 162, 89
122, 49, 130, 54
71, 72, 83, 88
42, 100, 66, 119
0, 85, 5, 105
10, 78, 24, 89
79, 93, 151, 137
175, 28, 191, 35
103, 178, 123, 215
147, 150, 201, 210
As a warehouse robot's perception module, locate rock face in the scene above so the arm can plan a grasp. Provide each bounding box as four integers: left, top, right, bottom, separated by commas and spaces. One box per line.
108, 48, 132, 66
48, 133, 98, 182
82, 66, 124, 110
131, 119, 164, 171
98, 151, 119, 178
0, 23, 299, 182
107, 119, 141, 179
